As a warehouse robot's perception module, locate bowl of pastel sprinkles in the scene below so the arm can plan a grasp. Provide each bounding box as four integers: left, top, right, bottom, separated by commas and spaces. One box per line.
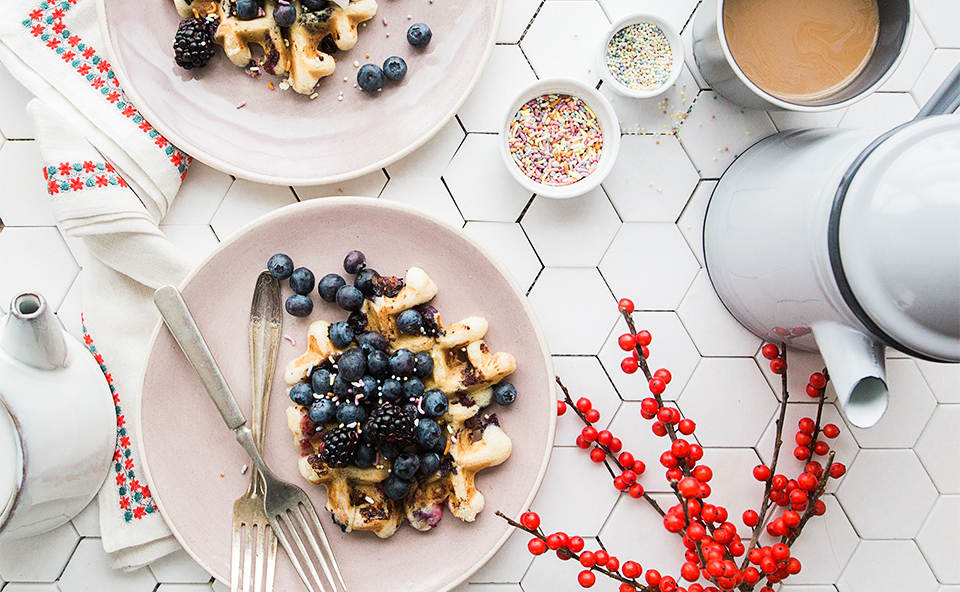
501, 78, 621, 199
600, 14, 684, 99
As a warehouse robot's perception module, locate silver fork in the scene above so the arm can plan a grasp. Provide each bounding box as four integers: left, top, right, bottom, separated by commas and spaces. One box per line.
154, 285, 347, 592
231, 271, 282, 592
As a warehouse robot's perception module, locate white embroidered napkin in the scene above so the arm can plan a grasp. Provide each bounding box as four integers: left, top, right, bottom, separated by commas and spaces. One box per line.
1, 0, 197, 571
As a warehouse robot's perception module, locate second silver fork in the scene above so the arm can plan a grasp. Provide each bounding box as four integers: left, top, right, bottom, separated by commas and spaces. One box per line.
232, 271, 282, 592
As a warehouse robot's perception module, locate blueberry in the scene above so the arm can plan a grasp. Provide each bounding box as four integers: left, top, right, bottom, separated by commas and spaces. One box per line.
382, 56, 407, 81
267, 254, 294, 280
332, 374, 352, 398
422, 389, 448, 418
357, 64, 384, 92
328, 321, 354, 348
285, 294, 313, 317
404, 376, 425, 399
289, 267, 316, 295
414, 352, 434, 378
419, 452, 440, 475
381, 378, 403, 402
309, 398, 336, 424
354, 268, 380, 297
416, 418, 443, 451
318, 273, 346, 303
236, 0, 258, 21
407, 23, 432, 47
358, 331, 388, 353
393, 451, 420, 480
358, 375, 379, 402
289, 382, 314, 406
343, 250, 367, 274
493, 382, 517, 406
311, 368, 333, 394
300, 0, 326, 11
319, 34, 338, 54
396, 309, 423, 334
336, 285, 365, 312
389, 349, 415, 378
336, 402, 366, 425
353, 443, 376, 468
384, 474, 410, 500
337, 348, 366, 381
366, 349, 389, 379
273, 2, 296, 26
380, 442, 401, 460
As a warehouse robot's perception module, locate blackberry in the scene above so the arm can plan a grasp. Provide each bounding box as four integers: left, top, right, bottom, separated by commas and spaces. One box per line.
320, 427, 359, 468
173, 17, 217, 70
363, 402, 416, 446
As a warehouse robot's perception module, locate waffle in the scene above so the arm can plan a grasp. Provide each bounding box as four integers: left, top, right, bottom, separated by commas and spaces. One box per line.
284, 267, 515, 537
173, 0, 377, 94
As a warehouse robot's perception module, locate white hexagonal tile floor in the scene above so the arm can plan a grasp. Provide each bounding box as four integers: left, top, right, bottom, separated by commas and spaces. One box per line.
914, 404, 960, 494
3, 0, 958, 589
601, 135, 699, 222
676, 357, 778, 448
835, 449, 938, 540
521, 188, 621, 267
599, 222, 700, 311
916, 495, 960, 585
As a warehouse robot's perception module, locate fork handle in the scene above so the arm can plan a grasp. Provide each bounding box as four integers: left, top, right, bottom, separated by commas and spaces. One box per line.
155, 285, 247, 431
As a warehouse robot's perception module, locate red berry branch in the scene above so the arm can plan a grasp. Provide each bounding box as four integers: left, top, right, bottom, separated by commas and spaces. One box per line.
499, 298, 848, 592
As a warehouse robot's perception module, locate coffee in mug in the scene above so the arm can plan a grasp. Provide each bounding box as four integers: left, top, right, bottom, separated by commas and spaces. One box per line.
722, 0, 880, 102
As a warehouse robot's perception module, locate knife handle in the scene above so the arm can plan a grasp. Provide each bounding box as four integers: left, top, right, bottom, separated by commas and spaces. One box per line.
154, 285, 247, 431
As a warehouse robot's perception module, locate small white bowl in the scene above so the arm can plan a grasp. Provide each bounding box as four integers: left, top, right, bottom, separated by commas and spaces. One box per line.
599, 14, 684, 99
499, 78, 621, 200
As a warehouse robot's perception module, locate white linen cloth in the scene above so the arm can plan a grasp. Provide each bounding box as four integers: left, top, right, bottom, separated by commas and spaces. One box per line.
1, 0, 194, 571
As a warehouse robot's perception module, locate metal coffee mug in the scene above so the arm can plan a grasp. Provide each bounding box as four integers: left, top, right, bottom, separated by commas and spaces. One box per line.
691, 0, 912, 111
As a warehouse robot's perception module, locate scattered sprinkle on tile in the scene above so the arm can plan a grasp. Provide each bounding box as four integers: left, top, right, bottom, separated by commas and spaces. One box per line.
310, 92, 318, 99
241, 464, 248, 474
283, 334, 296, 345
220, 472, 225, 477
605, 22, 673, 90
268, 81, 275, 90
338, 91, 344, 101
507, 93, 603, 187
235, 101, 246, 109
365, 53, 370, 58
382, 17, 388, 25
343, 76, 348, 82
407, 14, 412, 19
354, 60, 360, 67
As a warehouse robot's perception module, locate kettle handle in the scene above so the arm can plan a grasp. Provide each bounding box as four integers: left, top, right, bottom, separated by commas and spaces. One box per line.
914, 62, 960, 119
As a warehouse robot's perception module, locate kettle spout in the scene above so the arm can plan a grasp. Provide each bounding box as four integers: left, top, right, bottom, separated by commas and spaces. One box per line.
0, 293, 68, 370
811, 322, 888, 428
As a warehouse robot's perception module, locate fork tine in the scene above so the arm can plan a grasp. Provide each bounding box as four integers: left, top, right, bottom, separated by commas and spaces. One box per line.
265, 524, 278, 592
231, 523, 243, 592
242, 525, 254, 592
292, 504, 339, 592
295, 502, 346, 592
253, 522, 267, 592
277, 511, 321, 592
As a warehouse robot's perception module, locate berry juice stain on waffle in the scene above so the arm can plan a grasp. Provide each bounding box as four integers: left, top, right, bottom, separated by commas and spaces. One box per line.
171, 0, 431, 96
269, 250, 517, 538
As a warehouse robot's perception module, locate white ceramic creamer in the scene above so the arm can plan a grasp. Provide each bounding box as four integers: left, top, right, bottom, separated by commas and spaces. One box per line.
0, 293, 115, 541
704, 114, 960, 428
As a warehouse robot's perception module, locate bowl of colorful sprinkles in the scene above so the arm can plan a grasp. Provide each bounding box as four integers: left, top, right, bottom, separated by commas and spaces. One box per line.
600, 14, 684, 99
501, 78, 620, 199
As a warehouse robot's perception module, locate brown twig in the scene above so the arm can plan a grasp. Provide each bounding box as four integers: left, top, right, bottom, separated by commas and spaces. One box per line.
556, 376, 667, 517
740, 342, 790, 570
784, 450, 836, 546
496, 510, 657, 591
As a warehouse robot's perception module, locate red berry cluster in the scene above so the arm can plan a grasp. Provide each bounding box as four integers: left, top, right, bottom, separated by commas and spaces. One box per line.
500, 300, 847, 592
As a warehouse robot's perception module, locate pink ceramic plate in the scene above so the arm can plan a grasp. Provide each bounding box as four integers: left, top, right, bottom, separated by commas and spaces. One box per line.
137, 198, 556, 591
96, 1, 501, 185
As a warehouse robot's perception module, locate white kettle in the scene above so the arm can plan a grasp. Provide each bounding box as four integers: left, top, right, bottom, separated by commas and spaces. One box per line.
704, 68, 960, 428
0, 292, 116, 541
